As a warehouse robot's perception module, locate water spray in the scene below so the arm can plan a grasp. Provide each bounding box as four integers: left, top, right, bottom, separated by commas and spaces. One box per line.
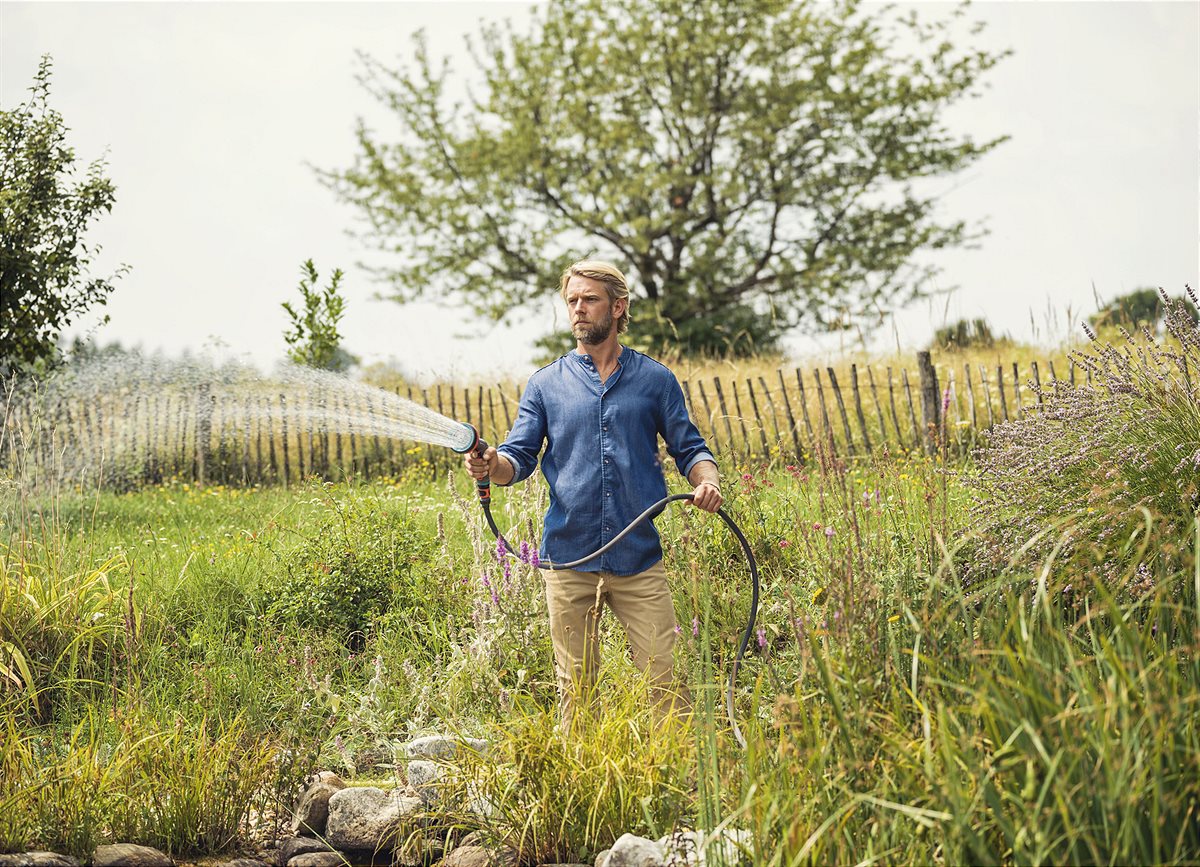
453, 422, 760, 748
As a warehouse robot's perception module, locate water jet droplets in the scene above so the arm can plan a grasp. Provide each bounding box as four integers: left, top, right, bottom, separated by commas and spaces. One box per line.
1, 354, 476, 489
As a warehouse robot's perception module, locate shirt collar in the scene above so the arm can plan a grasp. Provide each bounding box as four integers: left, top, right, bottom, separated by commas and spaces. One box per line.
571, 344, 627, 367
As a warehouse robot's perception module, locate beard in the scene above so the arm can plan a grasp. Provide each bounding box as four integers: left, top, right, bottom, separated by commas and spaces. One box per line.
572, 309, 615, 345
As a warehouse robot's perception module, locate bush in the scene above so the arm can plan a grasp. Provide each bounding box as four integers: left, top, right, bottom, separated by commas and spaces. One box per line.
266, 492, 436, 644
929, 317, 1002, 351
966, 287, 1199, 582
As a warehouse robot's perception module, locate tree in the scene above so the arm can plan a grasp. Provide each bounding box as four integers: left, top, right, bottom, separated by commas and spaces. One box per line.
929, 317, 1004, 352
324, 0, 1008, 356
282, 259, 356, 371
0, 56, 125, 373
1092, 287, 1197, 331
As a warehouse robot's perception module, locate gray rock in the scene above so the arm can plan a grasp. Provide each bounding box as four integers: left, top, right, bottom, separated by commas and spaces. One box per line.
658, 829, 754, 865
440, 844, 518, 867
406, 759, 442, 804
91, 844, 174, 867
325, 786, 424, 850
404, 735, 488, 760
218, 860, 270, 867
287, 855, 344, 867
292, 780, 344, 836
277, 837, 336, 866
594, 851, 611, 867
604, 834, 664, 867
0, 855, 80, 867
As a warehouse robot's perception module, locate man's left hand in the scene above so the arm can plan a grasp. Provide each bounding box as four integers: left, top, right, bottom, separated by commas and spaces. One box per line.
691, 481, 723, 513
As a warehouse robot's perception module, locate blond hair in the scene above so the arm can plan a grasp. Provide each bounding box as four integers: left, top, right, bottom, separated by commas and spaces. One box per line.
559, 259, 631, 335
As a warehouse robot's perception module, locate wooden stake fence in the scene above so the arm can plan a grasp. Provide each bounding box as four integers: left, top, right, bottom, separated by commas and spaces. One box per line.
0, 354, 1081, 486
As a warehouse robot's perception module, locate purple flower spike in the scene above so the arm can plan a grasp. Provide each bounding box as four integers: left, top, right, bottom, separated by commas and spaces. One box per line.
519, 540, 531, 564
825, 525, 835, 539
495, 536, 507, 562
531, 550, 540, 569
692, 615, 700, 638
756, 628, 767, 649
941, 386, 951, 414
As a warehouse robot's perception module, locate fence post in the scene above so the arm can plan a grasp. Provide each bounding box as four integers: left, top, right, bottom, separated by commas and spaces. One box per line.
849, 364, 872, 453
697, 380, 719, 454
916, 351, 940, 455
775, 369, 803, 462
712, 377, 736, 458
197, 383, 213, 486
794, 369, 817, 442
826, 367, 855, 455
745, 379, 771, 458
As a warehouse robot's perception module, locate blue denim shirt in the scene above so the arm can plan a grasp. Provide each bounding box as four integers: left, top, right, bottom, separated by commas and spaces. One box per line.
497, 346, 716, 575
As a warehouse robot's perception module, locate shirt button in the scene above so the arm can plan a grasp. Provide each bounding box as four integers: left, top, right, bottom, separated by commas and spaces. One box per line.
606, 491, 611, 497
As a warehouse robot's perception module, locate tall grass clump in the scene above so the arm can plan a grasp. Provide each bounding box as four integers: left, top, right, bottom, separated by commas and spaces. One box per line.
968, 286, 1199, 582
441, 671, 697, 864
0, 709, 276, 855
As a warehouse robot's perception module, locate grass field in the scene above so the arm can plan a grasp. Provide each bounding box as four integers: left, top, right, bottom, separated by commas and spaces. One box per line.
2, 310, 1198, 863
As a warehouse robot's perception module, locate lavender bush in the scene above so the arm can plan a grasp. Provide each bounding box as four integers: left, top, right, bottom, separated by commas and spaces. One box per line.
968, 286, 1199, 585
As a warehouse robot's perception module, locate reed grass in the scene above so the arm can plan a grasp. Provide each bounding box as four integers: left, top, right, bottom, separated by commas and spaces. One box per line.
1, 311, 1197, 861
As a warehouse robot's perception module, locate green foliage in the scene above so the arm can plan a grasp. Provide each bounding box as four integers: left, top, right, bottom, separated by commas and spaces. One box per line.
0, 710, 275, 856
324, 0, 1009, 357
0, 56, 126, 374
2, 379, 1198, 863
265, 492, 435, 643
929, 317, 1003, 351
281, 259, 355, 371
447, 684, 695, 863
1091, 286, 1189, 330
968, 291, 1200, 579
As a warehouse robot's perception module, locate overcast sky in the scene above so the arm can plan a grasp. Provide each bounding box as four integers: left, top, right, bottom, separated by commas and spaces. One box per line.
3, 1, 1197, 382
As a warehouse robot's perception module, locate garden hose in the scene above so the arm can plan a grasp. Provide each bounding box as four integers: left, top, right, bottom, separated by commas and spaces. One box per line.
453, 423, 761, 748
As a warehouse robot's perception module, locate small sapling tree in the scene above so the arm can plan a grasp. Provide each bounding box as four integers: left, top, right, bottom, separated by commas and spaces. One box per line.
281, 259, 356, 371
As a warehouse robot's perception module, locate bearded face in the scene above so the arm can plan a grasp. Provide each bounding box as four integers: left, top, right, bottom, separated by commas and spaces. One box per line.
572, 303, 615, 345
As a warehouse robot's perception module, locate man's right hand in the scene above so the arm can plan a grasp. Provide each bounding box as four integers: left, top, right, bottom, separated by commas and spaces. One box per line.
465, 446, 500, 481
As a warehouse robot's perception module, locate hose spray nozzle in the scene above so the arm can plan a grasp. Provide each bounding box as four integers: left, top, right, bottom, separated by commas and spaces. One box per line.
451, 422, 491, 503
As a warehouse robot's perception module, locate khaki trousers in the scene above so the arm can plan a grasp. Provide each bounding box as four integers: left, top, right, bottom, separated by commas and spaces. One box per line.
543, 561, 691, 724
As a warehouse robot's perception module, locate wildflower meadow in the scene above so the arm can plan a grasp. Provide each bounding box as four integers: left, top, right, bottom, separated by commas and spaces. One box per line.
2, 292, 1198, 864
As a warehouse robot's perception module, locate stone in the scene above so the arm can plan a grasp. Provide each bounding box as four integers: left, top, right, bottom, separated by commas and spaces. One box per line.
325, 786, 424, 850
277, 837, 336, 866
315, 770, 346, 787
604, 834, 664, 867
594, 851, 612, 867
91, 844, 174, 867
287, 855, 344, 867
440, 844, 519, 867
0, 855, 80, 867
539, 864, 590, 866
404, 735, 488, 760
406, 759, 442, 804
658, 829, 754, 865
291, 780, 344, 836
218, 860, 269, 867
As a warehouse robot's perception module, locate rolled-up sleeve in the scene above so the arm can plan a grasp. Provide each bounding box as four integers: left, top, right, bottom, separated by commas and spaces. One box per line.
496, 381, 546, 484
660, 375, 716, 478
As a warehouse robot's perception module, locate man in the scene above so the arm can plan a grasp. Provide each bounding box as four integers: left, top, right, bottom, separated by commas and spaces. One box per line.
464, 259, 722, 723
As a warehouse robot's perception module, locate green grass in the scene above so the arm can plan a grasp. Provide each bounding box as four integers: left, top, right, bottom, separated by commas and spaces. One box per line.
2, 323, 1198, 862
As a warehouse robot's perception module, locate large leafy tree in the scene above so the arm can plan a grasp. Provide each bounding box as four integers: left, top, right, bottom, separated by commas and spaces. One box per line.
1, 56, 125, 373
325, 0, 1008, 356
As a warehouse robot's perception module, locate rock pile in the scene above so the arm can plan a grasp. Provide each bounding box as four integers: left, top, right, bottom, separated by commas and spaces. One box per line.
0, 735, 751, 867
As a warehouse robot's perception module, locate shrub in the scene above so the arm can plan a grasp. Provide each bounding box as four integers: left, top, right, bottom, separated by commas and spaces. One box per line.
266, 492, 435, 644
929, 317, 1003, 351
966, 286, 1199, 582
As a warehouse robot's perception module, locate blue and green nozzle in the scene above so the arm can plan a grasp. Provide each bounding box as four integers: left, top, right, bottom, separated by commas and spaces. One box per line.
451, 422, 491, 503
